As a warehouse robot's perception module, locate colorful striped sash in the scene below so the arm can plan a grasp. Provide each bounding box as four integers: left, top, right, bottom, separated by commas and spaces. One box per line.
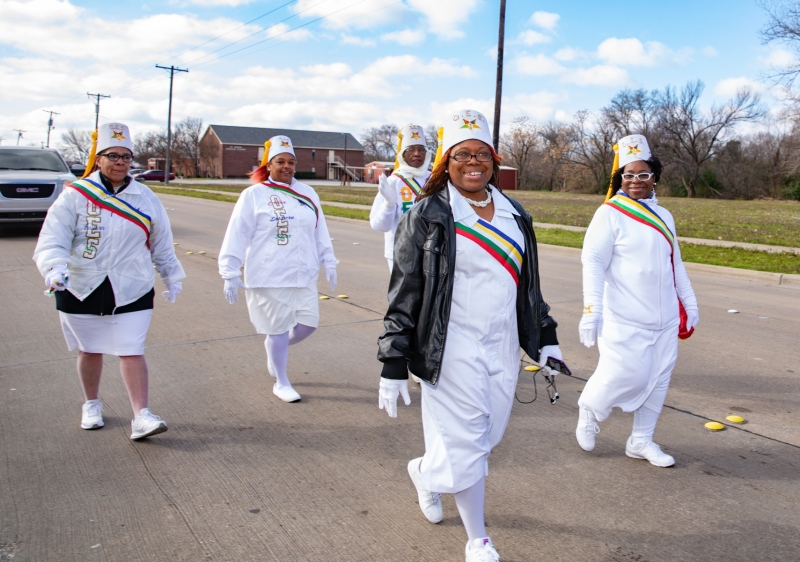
68, 179, 151, 248
264, 182, 319, 226
605, 193, 674, 251
393, 173, 422, 197
456, 218, 524, 285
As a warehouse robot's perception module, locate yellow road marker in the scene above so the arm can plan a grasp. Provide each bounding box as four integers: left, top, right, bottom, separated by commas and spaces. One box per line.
319, 295, 330, 300
726, 415, 746, 424
524, 365, 540, 372
705, 421, 725, 431
186, 251, 194, 255
337, 295, 348, 299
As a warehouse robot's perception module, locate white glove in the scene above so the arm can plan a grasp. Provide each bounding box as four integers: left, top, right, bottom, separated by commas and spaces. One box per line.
325, 266, 337, 292
686, 308, 699, 331
539, 345, 563, 375
579, 305, 603, 348
161, 282, 182, 304
224, 277, 247, 305
45, 268, 69, 291
378, 378, 411, 418
378, 174, 397, 208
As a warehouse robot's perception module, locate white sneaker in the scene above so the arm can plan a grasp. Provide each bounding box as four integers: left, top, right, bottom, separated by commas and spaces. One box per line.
130, 408, 168, 440
576, 407, 600, 451
407, 458, 442, 523
81, 400, 104, 430
273, 383, 301, 403
625, 437, 675, 467
465, 538, 500, 562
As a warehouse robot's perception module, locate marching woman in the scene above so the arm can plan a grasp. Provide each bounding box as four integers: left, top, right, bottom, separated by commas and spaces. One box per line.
369, 123, 431, 271
33, 122, 185, 440
219, 135, 338, 403
376, 110, 563, 562
576, 134, 699, 467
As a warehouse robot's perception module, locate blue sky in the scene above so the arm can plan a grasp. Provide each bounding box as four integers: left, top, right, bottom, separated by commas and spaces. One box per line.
0, 0, 791, 147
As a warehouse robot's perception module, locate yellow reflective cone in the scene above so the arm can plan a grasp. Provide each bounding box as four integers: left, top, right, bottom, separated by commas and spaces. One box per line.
726, 415, 746, 424
705, 421, 725, 431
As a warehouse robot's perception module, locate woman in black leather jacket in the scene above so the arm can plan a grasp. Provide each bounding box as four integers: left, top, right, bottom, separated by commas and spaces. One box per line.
375, 109, 563, 562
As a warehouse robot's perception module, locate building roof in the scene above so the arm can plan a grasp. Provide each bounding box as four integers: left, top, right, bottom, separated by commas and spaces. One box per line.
206, 125, 364, 151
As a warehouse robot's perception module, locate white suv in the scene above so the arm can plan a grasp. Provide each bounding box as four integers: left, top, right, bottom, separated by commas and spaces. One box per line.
0, 146, 75, 224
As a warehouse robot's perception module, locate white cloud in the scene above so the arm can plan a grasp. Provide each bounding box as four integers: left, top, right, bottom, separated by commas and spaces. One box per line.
553, 47, 587, 62
597, 37, 692, 67
760, 48, 796, 69
292, 0, 407, 30
340, 34, 376, 47
713, 77, 767, 98
517, 30, 551, 45
381, 29, 425, 46
264, 22, 312, 41
701, 46, 719, 57
529, 11, 560, 30
562, 65, 632, 87
181, 0, 254, 5
364, 55, 476, 78
405, 0, 481, 39
513, 54, 566, 76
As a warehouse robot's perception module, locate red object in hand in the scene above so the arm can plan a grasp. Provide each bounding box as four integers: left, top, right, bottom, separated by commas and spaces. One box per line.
678, 301, 694, 340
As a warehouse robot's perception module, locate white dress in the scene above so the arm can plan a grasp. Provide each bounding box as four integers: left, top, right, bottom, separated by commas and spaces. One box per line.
418, 183, 525, 494
578, 193, 698, 420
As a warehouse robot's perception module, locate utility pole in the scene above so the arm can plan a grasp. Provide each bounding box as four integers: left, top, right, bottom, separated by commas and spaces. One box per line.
492, 0, 507, 152
14, 129, 25, 145
43, 110, 60, 147
87, 92, 110, 131
156, 65, 188, 186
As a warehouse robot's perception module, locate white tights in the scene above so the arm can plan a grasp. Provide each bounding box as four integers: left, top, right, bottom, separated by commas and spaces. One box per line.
264, 324, 316, 388
630, 374, 670, 444
454, 475, 487, 541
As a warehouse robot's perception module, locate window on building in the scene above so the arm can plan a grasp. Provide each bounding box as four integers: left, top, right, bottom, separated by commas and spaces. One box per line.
311, 167, 316, 174
312, 149, 316, 160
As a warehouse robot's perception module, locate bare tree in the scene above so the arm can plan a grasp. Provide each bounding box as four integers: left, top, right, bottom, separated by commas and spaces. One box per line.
133, 130, 168, 168
173, 117, 204, 177
360, 124, 399, 162
499, 117, 539, 189
655, 80, 764, 197
566, 111, 618, 193
58, 128, 92, 164
760, 0, 800, 85
602, 88, 660, 139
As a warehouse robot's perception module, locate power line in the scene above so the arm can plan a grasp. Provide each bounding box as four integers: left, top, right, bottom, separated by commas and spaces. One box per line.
43, 110, 61, 148
14, 129, 26, 145
155, 65, 188, 186
87, 93, 111, 131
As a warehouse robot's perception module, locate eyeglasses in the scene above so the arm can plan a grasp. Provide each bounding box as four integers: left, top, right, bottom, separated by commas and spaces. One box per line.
101, 153, 134, 163
621, 172, 654, 182
403, 146, 427, 155
451, 152, 493, 163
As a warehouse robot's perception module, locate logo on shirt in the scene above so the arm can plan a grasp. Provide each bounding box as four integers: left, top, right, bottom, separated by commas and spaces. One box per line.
83, 200, 102, 259
270, 194, 290, 246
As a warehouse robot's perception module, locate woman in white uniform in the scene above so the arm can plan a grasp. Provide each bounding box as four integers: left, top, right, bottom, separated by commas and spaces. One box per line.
369, 124, 431, 271
219, 135, 338, 403
33, 122, 185, 440
576, 134, 699, 467
376, 110, 563, 562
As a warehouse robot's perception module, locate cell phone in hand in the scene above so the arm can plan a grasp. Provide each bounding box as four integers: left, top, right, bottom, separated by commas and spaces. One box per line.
545, 357, 572, 376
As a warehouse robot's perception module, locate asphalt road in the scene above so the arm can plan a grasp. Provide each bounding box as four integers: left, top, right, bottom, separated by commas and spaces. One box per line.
1, 193, 799, 562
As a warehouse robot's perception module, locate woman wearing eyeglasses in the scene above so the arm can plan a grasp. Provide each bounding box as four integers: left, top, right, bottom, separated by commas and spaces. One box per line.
33, 122, 185, 440
376, 110, 562, 562
369, 124, 431, 271
575, 134, 698, 467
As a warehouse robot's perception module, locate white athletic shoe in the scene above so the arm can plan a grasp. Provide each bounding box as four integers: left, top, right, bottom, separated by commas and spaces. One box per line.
130, 408, 168, 440
407, 458, 442, 523
625, 437, 675, 467
465, 538, 501, 562
576, 407, 600, 451
273, 383, 301, 403
81, 400, 104, 430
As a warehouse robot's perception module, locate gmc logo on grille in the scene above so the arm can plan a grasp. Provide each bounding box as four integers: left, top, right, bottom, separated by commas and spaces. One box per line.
16, 187, 39, 193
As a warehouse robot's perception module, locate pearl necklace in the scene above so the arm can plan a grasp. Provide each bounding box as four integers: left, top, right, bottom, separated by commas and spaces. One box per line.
466, 188, 492, 208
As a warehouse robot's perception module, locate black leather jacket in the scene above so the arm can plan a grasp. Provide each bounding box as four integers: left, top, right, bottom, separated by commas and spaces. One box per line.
377, 187, 559, 385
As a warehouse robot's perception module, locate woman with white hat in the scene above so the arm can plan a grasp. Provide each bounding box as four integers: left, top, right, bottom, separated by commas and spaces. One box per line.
575, 134, 699, 467
33, 122, 185, 440
376, 110, 564, 562
369, 124, 431, 271
219, 135, 338, 403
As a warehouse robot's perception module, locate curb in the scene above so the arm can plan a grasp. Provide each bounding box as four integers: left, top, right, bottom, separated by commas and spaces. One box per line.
537, 244, 800, 288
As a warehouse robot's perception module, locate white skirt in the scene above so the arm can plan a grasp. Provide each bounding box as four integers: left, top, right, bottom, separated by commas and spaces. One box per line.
418, 326, 518, 494
578, 320, 679, 421
246, 285, 320, 335
59, 310, 152, 356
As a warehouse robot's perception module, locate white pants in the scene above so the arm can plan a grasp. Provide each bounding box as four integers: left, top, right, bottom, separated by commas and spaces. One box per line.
418, 327, 518, 494
578, 320, 679, 422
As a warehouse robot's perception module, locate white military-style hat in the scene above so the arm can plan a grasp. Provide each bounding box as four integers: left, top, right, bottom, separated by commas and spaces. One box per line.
96, 122, 133, 153
617, 134, 652, 168
433, 109, 494, 169
393, 124, 427, 170
260, 135, 295, 167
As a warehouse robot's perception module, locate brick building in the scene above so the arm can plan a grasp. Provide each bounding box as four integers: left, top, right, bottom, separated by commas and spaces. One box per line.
199, 125, 364, 180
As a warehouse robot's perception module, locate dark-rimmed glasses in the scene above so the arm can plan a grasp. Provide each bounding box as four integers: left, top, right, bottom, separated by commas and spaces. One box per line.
451, 152, 493, 163
101, 153, 134, 163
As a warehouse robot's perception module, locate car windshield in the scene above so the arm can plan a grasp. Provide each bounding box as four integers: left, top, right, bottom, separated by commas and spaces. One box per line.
0, 149, 69, 172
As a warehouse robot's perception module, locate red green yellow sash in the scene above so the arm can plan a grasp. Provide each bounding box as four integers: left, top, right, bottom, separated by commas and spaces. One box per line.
605, 193, 674, 250
68, 179, 151, 248
393, 173, 422, 197
456, 218, 524, 285
264, 182, 319, 226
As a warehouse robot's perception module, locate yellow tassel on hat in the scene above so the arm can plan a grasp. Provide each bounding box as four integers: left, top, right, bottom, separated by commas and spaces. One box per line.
81, 130, 98, 179
432, 127, 444, 170
604, 143, 619, 203
259, 140, 272, 168
392, 131, 403, 172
